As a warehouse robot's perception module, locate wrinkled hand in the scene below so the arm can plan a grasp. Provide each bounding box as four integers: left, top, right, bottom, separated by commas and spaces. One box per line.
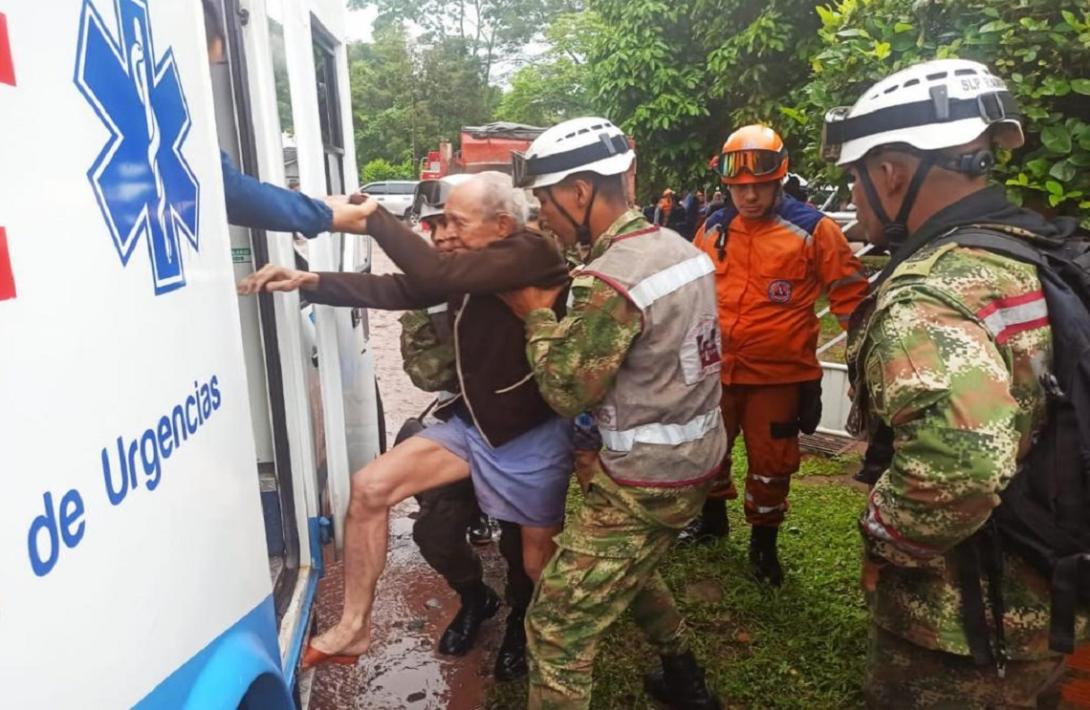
499, 284, 565, 320
325, 193, 377, 234
238, 264, 319, 295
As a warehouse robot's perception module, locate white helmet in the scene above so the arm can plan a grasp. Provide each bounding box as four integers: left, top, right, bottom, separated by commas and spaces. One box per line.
512, 116, 634, 189
414, 173, 474, 219
822, 59, 1024, 166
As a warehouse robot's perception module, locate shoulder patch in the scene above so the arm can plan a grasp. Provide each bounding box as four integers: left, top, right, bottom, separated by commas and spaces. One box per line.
572, 274, 597, 291
890, 242, 960, 280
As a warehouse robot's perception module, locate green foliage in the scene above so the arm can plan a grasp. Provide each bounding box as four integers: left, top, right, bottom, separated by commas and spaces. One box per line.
361, 157, 415, 183
350, 0, 581, 86
586, 0, 825, 201
348, 26, 491, 179
794, 0, 1090, 221
493, 12, 599, 125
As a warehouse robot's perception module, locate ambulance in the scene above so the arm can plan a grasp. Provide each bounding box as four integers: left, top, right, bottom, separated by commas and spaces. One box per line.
0, 0, 379, 706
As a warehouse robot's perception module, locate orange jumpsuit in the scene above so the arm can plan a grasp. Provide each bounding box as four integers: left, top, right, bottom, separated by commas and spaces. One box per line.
693, 196, 867, 525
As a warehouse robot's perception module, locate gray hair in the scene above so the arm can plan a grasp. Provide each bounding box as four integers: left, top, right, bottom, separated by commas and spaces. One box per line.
469, 171, 529, 228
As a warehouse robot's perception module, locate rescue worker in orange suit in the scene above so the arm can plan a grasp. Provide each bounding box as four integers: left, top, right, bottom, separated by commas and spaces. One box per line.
680, 125, 868, 586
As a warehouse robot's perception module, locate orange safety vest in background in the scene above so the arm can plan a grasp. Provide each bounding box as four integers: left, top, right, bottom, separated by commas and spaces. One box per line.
693, 195, 867, 385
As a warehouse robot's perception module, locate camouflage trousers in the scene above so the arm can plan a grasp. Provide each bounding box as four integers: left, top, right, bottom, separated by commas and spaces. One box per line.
526, 460, 709, 710
866, 624, 1069, 709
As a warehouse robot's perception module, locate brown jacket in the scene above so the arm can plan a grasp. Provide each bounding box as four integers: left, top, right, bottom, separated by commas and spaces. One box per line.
306, 206, 569, 447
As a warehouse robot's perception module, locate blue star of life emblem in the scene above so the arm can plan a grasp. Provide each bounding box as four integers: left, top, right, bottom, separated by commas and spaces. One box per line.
75, 0, 199, 295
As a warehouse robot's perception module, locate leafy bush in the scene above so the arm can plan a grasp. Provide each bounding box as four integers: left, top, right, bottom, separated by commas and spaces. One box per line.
793, 0, 1090, 222
361, 157, 414, 184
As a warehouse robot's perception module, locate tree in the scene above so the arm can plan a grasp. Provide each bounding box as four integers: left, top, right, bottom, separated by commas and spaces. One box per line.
793, 0, 1090, 222
348, 0, 581, 87
493, 12, 598, 125
347, 26, 493, 178
586, 0, 824, 201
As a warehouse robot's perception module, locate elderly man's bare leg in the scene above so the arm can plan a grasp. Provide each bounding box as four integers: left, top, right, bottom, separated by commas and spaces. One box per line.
309, 436, 471, 657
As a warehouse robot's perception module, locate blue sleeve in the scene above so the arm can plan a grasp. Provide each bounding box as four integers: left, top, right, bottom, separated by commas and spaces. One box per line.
220, 152, 333, 239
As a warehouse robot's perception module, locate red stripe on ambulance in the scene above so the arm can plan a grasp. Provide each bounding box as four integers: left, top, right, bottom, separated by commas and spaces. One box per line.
0, 227, 15, 301
0, 12, 15, 86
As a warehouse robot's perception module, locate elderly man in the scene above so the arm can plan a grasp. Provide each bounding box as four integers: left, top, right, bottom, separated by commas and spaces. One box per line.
393, 175, 537, 679
239, 172, 573, 668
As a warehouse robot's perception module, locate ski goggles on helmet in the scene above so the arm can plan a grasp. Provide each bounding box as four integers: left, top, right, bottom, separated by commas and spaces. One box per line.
716, 148, 787, 179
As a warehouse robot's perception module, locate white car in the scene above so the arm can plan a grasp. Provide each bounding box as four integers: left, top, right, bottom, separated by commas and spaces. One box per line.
361, 180, 418, 219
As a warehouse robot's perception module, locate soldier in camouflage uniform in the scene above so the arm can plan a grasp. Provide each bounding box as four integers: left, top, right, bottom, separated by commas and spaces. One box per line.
825, 59, 1088, 707
503, 117, 725, 710
394, 180, 535, 679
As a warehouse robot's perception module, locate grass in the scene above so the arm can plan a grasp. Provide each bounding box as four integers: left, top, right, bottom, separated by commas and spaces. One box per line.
488, 447, 869, 709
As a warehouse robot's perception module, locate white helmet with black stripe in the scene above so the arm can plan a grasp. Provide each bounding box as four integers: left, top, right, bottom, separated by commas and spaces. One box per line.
512, 117, 634, 189
821, 59, 1025, 248
414, 173, 474, 219
821, 58, 1024, 167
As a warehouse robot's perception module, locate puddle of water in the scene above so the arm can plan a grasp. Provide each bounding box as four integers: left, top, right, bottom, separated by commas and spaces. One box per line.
308, 499, 511, 710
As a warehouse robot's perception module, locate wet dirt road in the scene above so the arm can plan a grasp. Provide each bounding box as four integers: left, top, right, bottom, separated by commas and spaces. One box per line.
308, 244, 510, 710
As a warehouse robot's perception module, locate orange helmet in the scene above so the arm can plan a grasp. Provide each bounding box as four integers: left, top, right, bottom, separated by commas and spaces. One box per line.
717, 124, 788, 185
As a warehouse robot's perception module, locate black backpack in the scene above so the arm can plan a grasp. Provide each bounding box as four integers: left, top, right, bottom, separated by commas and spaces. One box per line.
929, 222, 1090, 673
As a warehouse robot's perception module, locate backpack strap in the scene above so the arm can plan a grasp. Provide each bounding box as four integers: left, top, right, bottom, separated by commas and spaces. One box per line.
931, 227, 1046, 268
1050, 553, 1090, 653
954, 539, 996, 668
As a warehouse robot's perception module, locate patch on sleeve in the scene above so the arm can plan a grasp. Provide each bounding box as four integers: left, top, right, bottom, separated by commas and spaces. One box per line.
679, 316, 722, 384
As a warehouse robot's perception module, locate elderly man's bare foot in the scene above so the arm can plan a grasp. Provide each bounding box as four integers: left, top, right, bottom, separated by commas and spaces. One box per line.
310, 618, 372, 657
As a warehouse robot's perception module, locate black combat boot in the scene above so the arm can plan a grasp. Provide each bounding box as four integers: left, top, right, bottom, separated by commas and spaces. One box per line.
748, 525, 783, 587
437, 580, 500, 656
676, 498, 729, 545
644, 651, 722, 709
493, 610, 528, 681
467, 513, 494, 546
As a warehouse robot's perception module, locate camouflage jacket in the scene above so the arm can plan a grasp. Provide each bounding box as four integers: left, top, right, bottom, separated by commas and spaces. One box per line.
398, 307, 457, 393
523, 210, 646, 419
847, 239, 1090, 659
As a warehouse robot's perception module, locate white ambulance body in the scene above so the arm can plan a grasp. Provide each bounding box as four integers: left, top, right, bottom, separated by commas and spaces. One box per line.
0, 0, 377, 706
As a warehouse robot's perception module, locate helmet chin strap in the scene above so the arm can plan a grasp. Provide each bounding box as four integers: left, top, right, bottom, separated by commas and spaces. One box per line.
857, 153, 935, 252
546, 182, 600, 247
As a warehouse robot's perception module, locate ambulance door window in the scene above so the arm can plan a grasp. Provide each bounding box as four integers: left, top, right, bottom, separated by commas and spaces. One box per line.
310, 18, 345, 270
265, 0, 327, 539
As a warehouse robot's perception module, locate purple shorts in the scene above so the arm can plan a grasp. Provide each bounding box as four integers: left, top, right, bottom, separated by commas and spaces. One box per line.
418, 415, 573, 527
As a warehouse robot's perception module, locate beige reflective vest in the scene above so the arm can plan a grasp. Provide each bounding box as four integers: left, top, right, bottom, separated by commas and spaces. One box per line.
582, 225, 728, 486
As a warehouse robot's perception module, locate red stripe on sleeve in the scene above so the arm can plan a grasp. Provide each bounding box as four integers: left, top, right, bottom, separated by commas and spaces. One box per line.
975, 289, 1044, 320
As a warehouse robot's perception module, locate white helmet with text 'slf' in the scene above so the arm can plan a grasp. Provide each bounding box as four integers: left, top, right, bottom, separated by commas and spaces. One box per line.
512, 117, 634, 189
821, 58, 1024, 166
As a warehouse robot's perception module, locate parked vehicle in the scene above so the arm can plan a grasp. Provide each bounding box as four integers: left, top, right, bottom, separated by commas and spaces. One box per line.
361, 180, 419, 219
